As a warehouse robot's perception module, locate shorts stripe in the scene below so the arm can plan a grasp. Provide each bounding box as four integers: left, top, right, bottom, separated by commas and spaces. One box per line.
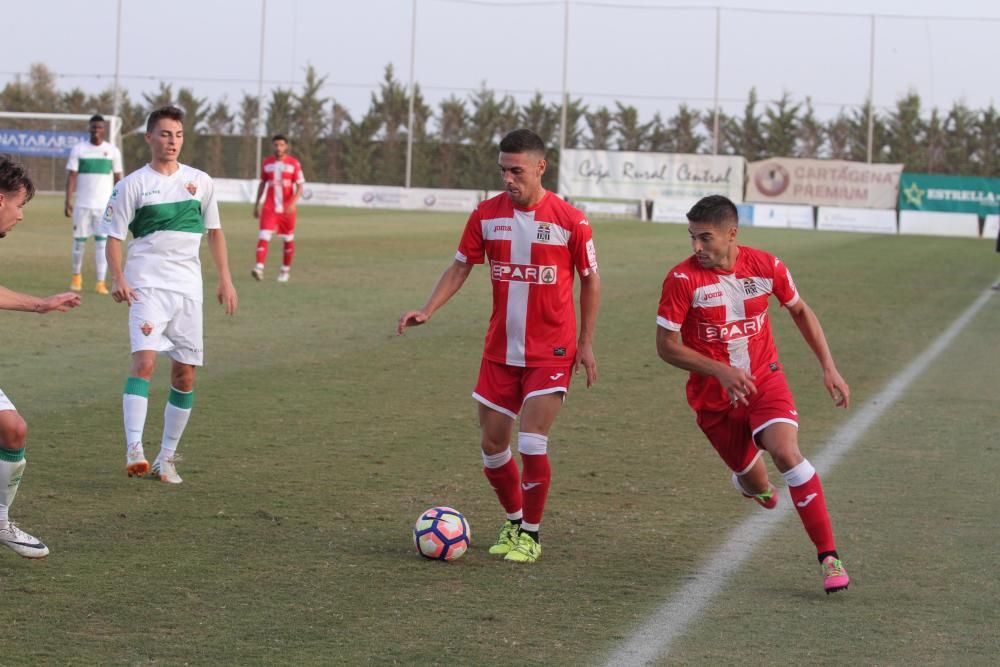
472, 392, 517, 419
751, 417, 798, 441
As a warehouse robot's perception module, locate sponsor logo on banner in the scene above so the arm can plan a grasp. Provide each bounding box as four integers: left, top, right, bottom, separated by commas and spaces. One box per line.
0, 129, 88, 158
898, 172, 1000, 216
698, 312, 767, 343
491, 261, 557, 284
559, 149, 744, 202
746, 158, 903, 209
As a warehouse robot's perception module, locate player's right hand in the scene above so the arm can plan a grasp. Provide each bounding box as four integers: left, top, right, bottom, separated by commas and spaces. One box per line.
64, 202, 72, 217
397, 310, 428, 335
717, 366, 757, 407
111, 279, 137, 305
252, 206, 260, 219
38, 292, 82, 313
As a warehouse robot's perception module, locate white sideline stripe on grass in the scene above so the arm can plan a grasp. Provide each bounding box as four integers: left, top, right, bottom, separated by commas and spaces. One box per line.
603, 282, 998, 667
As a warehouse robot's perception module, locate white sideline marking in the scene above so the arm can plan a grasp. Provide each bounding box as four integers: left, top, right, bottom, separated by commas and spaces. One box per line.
603, 282, 997, 667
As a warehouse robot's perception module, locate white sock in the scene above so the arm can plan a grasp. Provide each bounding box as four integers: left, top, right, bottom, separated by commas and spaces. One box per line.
123, 394, 148, 448
0, 456, 26, 524
159, 386, 193, 459
71, 238, 86, 274
94, 238, 108, 281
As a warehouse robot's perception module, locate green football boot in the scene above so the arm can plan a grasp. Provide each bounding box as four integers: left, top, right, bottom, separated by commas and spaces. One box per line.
488, 520, 520, 556
504, 531, 541, 563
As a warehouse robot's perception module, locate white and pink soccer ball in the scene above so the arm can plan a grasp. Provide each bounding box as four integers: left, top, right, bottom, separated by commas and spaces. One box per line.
413, 506, 471, 561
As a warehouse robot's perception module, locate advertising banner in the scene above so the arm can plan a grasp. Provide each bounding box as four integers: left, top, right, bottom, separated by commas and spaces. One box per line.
982, 215, 999, 242
747, 158, 902, 209
0, 129, 87, 158
212, 179, 482, 212
651, 196, 699, 224
898, 211, 980, 238
898, 172, 1000, 217
745, 203, 814, 229
816, 207, 896, 234
559, 149, 744, 202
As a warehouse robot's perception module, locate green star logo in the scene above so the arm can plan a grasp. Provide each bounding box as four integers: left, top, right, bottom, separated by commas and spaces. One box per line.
903, 181, 926, 207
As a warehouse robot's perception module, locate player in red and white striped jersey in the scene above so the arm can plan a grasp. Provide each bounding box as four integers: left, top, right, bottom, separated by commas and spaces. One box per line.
656, 195, 851, 594
398, 129, 600, 563
252, 135, 304, 283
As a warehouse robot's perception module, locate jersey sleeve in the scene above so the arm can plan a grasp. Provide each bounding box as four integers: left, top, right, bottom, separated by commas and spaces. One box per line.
101, 179, 133, 240
657, 269, 693, 331
201, 176, 222, 230
295, 160, 305, 185
455, 208, 485, 264
112, 146, 124, 174
772, 257, 800, 307
569, 218, 598, 277
65, 144, 79, 172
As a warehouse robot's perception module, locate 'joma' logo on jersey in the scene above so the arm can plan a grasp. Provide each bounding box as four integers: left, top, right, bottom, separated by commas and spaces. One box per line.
698, 312, 767, 343
493, 224, 512, 232
491, 261, 557, 285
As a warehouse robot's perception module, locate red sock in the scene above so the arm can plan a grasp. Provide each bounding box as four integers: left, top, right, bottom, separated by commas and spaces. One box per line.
520, 453, 551, 526
255, 238, 269, 266
282, 240, 295, 269
483, 457, 522, 515
785, 462, 837, 555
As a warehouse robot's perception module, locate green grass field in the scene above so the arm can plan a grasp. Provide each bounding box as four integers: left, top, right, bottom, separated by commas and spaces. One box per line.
1, 195, 998, 665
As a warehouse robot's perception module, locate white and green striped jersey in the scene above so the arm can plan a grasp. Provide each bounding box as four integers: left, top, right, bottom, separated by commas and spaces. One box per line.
102, 163, 221, 301
65, 140, 123, 209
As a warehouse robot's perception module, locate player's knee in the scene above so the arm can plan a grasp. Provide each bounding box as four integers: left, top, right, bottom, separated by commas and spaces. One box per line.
170, 365, 196, 392
0, 412, 28, 450
769, 447, 804, 472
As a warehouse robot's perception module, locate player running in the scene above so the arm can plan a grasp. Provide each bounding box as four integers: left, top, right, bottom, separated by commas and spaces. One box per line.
398, 129, 600, 564
252, 134, 304, 283
104, 106, 238, 484
655, 194, 850, 594
0, 155, 82, 558
64, 114, 123, 294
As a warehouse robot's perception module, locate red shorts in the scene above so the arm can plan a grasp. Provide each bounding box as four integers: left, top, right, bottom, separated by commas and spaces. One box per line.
472, 358, 572, 418
695, 369, 798, 474
260, 208, 297, 236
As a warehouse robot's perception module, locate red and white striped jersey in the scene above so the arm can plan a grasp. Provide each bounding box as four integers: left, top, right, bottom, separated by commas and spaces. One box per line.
457, 191, 598, 367
260, 155, 304, 213
657, 246, 799, 412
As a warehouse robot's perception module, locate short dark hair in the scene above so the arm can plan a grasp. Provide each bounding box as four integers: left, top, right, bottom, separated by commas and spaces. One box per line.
89, 114, 105, 124
687, 195, 738, 226
499, 129, 546, 156
272, 134, 288, 143
0, 155, 35, 202
146, 105, 184, 133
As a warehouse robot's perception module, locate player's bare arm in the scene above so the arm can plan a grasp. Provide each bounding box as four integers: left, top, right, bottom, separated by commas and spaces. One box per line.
207, 228, 238, 315
64, 171, 76, 217
252, 180, 266, 218
574, 271, 600, 388
0, 286, 81, 313
785, 298, 850, 408
289, 181, 302, 212
397, 259, 473, 335
656, 327, 758, 406
105, 237, 136, 305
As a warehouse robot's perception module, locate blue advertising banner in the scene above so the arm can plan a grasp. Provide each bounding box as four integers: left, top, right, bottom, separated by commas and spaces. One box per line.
0, 129, 88, 158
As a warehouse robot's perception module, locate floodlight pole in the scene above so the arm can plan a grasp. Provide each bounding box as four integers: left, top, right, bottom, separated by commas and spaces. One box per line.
256, 0, 267, 173
405, 0, 417, 189
866, 14, 876, 164
712, 6, 721, 155
558, 0, 570, 165
112, 0, 123, 123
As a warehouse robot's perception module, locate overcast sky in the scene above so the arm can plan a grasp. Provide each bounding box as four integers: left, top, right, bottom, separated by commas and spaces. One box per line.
5, 0, 1000, 125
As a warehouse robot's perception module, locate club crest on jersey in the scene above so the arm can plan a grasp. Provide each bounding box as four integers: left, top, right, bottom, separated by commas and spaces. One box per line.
140, 321, 153, 336
536, 222, 551, 241
185, 181, 198, 195
742, 278, 761, 296
491, 261, 557, 285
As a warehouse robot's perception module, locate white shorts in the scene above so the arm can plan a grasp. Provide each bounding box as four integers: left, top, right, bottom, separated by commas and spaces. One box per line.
128, 288, 204, 366
0, 388, 15, 412
72, 206, 106, 239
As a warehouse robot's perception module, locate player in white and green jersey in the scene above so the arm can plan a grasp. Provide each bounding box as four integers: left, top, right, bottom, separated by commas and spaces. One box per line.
103, 106, 238, 484
65, 115, 123, 294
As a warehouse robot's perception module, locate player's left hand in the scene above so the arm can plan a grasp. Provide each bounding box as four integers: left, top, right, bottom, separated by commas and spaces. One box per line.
823, 367, 850, 408
573, 341, 598, 388
36, 292, 81, 313
218, 281, 238, 315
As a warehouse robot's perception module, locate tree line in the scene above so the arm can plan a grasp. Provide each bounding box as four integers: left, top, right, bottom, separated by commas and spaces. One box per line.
4, 62, 998, 193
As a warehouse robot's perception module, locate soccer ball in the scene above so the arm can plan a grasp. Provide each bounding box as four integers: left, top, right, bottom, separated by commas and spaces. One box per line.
413, 506, 471, 561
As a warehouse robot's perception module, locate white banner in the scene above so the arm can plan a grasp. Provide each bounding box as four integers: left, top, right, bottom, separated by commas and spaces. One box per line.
817, 207, 897, 234
983, 215, 999, 241
745, 204, 815, 229
573, 199, 643, 219
898, 211, 980, 238
651, 196, 699, 224
559, 149, 744, 202
747, 158, 903, 209
212, 179, 481, 212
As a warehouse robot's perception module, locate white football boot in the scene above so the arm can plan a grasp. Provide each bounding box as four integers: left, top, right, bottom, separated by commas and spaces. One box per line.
0, 521, 49, 558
